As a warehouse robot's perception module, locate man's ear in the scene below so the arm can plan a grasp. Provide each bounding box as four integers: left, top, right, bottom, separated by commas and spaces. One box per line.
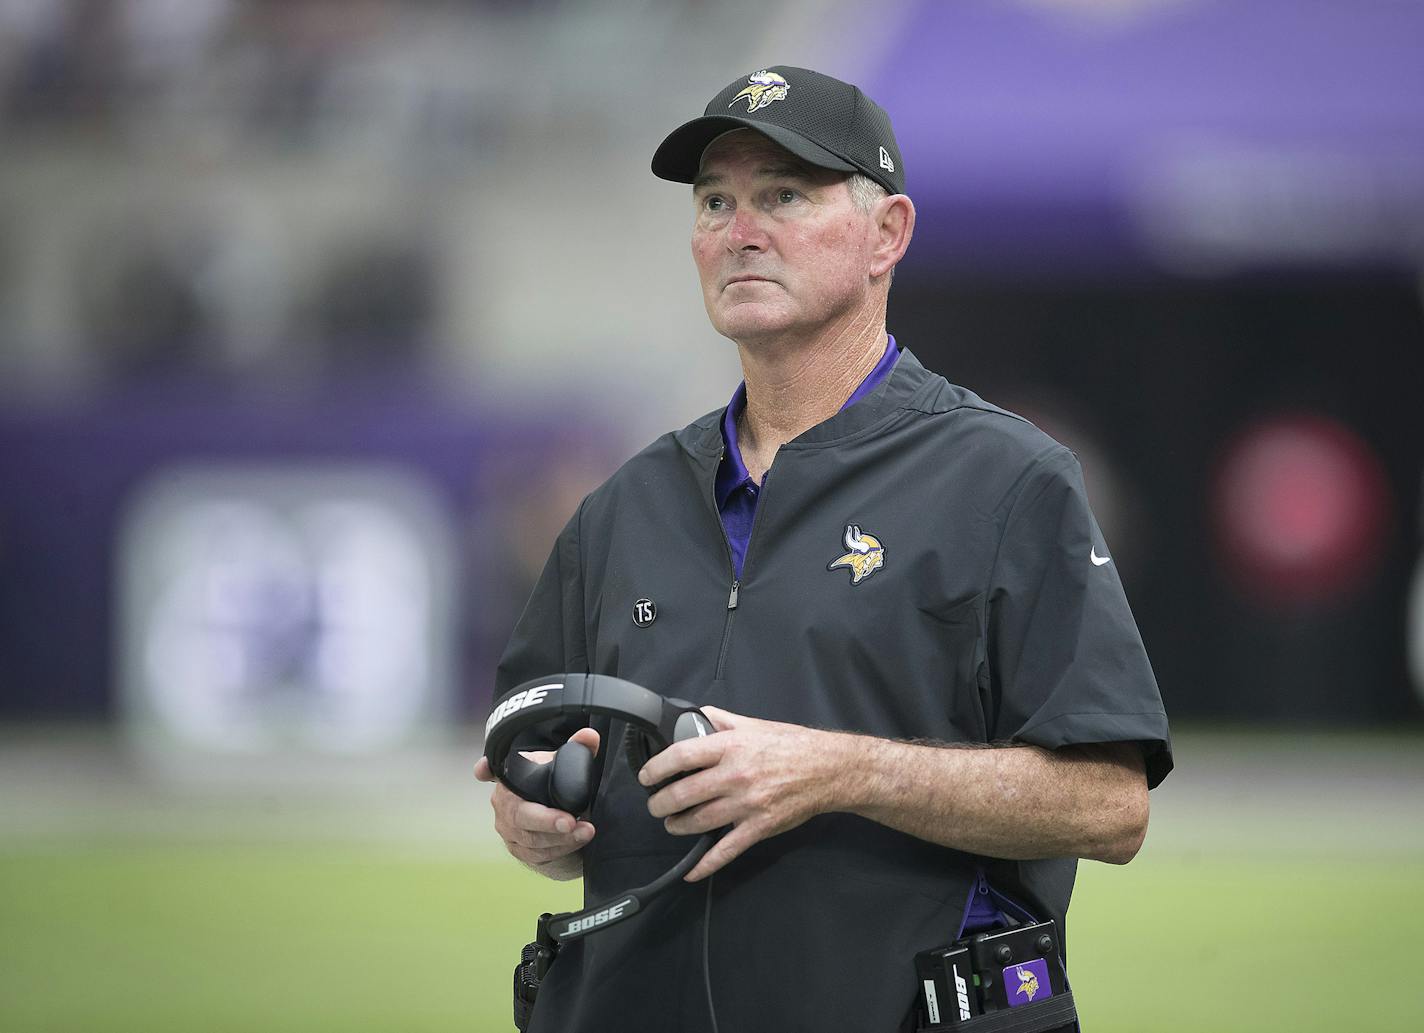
869, 194, 915, 280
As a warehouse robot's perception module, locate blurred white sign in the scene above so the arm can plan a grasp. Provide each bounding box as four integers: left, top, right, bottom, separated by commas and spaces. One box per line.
117, 464, 457, 757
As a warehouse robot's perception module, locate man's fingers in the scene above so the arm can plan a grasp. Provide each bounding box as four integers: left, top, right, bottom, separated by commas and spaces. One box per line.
637, 707, 745, 786
513, 797, 580, 835
567, 726, 601, 757
488, 784, 578, 832
509, 820, 596, 851
698, 705, 738, 732
662, 798, 734, 837
638, 735, 723, 788
646, 767, 721, 820
684, 823, 756, 883
492, 786, 596, 854
482, 726, 602, 866
516, 836, 591, 866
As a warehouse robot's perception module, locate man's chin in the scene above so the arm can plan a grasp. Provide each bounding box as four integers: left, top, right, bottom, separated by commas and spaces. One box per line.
711, 304, 795, 343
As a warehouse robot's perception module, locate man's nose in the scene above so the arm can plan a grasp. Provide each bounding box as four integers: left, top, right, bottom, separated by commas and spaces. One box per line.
725, 207, 770, 251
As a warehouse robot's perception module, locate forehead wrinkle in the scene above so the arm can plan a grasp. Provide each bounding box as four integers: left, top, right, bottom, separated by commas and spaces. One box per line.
757, 162, 817, 182
696, 129, 814, 181
693, 160, 832, 195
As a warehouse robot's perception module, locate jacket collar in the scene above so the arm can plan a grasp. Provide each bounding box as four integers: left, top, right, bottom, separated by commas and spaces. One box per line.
676, 346, 941, 460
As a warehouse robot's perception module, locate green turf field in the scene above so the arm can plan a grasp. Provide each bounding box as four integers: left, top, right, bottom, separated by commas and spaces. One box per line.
4, 849, 1422, 1030
0, 847, 581, 1033
2, 729, 1422, 1031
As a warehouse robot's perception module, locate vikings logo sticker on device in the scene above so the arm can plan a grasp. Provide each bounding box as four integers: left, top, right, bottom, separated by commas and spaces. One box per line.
827, 524, 885, 585
729, 69, 790, 113
1006, 959, 1052, 1007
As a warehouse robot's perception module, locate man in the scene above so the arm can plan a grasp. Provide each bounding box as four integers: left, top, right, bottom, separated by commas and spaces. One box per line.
475, 66, 1171, 1032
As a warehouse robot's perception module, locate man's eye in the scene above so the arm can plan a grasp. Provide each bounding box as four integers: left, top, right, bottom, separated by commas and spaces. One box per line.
777, 189, 797, 204
704, 196, 727, 211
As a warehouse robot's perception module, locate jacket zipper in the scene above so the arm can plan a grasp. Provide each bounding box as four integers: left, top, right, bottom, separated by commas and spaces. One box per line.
714, 579, 739, 678
710, 446, 738, 681
956, 871, 1041, 939
955, 872, 995, 940
710, 446, 774, 681
985, 879, 1040, 926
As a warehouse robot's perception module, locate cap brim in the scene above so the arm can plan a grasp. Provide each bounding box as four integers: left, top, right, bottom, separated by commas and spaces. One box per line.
651, 115, 858, 184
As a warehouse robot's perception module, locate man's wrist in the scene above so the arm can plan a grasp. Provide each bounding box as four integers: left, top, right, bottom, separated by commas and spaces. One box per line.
529, 851, 584, 882
825, 732, 973, 824
817, 728, 890, 814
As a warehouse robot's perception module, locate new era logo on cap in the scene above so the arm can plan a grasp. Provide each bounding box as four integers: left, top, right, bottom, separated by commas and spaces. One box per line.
651, 65, 906, 197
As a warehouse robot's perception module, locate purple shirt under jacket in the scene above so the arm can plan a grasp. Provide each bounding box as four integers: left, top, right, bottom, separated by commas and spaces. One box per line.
715, 335, 900, 580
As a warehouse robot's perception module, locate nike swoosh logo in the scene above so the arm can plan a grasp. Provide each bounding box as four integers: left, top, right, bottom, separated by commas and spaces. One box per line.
1091, 548, 1111, 567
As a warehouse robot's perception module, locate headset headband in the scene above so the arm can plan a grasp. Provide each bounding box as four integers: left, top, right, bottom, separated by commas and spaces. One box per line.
484, 673, 717, 944
485, 673, 709, 808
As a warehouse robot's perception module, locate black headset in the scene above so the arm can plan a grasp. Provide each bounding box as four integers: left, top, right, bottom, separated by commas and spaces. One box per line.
483, 673, 718, 944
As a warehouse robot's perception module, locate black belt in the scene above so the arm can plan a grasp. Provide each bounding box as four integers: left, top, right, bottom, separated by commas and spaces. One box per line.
917, 991, 1077, 1033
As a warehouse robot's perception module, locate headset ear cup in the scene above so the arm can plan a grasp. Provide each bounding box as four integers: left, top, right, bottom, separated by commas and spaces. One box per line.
549, 741, 595, 815
673, 709, 713, 743
623, 724, 652, 781
502, 750, 554, 806
622, 707, 713, 795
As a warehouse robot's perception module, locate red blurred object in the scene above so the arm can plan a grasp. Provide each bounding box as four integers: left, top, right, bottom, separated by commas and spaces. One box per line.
1211, 413, 1393, 607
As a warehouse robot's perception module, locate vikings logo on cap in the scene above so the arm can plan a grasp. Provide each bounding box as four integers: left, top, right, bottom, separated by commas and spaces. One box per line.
729, 70, 790, 113
827, 524, 885, 585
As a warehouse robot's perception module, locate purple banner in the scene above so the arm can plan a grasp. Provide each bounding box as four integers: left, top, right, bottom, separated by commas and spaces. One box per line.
869, 1, 1424, 272
0, 377, 615, 718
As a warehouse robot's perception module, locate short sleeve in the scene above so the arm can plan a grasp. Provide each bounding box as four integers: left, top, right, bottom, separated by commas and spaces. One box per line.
492, 501, 591, 749
986, 449, 1173, 788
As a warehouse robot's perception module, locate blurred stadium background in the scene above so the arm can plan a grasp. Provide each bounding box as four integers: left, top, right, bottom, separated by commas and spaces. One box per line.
2, 1, 1422, 1030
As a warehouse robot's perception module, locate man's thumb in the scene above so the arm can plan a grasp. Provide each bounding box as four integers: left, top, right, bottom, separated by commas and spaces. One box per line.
568, 725, 601, 758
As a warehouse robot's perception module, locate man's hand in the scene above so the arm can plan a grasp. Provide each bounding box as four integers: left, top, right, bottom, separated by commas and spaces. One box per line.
638, 706, 1151, 881
638, 706, 834, 883
475, 726, 600, 880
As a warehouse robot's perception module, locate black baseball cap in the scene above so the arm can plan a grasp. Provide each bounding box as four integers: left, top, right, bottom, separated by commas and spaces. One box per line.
652, 65, 906, 197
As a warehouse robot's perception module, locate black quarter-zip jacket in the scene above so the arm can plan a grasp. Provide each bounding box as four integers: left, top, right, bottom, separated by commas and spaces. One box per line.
496, 349, 1172, 1033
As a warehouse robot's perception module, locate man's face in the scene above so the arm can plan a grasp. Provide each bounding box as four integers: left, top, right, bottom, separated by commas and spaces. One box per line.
691, 130, 878, 344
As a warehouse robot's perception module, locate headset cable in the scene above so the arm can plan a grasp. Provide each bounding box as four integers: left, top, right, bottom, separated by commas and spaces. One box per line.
703, 873, 719, 1033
